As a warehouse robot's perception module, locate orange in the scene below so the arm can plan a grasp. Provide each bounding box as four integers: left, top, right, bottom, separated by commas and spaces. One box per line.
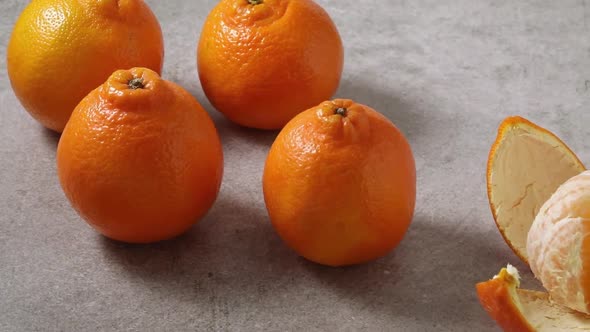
486, 116, 584, 264
476, 265, 590, 331
262, 99, 416, 266
57, 67, 223, 243
7, 0, 164, 132
484, 116, 590, 319
527, 170, 590, 314
197, 0, 343, 130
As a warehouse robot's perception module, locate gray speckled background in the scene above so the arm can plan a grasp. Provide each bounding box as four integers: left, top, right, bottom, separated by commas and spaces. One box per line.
2, 0, 590, 331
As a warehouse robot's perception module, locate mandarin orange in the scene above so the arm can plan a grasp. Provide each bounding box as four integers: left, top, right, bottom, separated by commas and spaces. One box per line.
197, 0, 343, 129
57, 68, 223, 243
263, 99, 416, 266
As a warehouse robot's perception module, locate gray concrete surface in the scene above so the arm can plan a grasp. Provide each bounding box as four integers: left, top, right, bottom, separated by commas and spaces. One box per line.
2, 0, 590, 331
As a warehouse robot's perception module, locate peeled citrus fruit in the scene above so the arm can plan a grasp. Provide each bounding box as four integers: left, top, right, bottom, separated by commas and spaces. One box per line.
262, 99, 416, 267
486, 116, 585, 263
57, 68, 223, 243
527, 170, 590, 314
197, 0, 343, 129
476, 265, 590, 331
7, 0, 164, 132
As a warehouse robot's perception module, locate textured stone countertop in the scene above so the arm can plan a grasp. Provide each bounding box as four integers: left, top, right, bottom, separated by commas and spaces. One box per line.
2, 1, 590, 331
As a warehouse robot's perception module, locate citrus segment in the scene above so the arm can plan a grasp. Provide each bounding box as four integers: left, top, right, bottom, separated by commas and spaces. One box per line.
527, 170, 590, 314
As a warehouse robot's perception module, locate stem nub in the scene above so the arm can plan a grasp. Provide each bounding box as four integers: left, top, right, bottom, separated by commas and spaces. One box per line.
335, 107, 348, 116
247, 0, 263, 4
128, 77, 144, 90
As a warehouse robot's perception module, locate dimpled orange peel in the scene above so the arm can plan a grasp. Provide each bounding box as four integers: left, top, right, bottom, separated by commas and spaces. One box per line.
476, 264, 590, 331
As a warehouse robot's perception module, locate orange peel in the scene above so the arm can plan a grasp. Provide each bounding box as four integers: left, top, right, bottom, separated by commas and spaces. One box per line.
476, 265, 590, 331
486, 116, 585, 264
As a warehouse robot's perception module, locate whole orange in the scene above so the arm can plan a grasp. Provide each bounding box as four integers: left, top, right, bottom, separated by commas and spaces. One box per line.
263, 99, 416, 266
197, 0, 343, 130
57, 68, 223, 243
7, 0, 164, 132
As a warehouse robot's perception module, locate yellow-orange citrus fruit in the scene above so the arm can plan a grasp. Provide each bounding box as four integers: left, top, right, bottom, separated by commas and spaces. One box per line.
7, 0, 164, 132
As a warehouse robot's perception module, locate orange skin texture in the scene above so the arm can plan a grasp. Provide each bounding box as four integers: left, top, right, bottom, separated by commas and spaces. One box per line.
7, 0, 164, 132
57, 68, 223, 243
486, 116, 585, 265
476, 271, 535, 332
197, 0, 343, 130
263, 99, 416, 266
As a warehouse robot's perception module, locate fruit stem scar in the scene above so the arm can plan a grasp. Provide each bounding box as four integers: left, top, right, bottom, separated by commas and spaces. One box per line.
128, 77, 144, 90
335, 107, 348, 116
247, 0, 263, 4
